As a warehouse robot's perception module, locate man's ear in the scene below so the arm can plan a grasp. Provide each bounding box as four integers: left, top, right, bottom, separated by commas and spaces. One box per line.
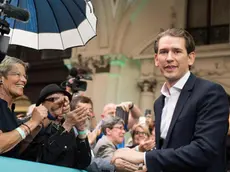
188, 52, 196, 66
154, 54, 159, 67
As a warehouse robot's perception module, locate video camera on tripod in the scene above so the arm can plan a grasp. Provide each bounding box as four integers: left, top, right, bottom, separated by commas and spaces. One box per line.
61, 67, 92, 94
0, 0, 29, 62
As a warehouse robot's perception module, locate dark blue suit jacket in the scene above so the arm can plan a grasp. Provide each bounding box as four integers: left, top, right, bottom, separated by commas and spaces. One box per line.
146, 73, 229, 172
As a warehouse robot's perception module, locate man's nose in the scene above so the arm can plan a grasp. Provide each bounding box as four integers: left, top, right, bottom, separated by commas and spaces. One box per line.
166, 51, 174, 62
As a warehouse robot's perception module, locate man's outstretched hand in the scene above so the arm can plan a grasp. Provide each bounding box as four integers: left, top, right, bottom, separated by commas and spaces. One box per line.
111, 148, 145, 165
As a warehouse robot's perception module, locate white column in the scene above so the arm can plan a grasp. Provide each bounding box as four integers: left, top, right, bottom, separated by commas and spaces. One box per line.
106, 58, 122, 104
138, 79, 156, 117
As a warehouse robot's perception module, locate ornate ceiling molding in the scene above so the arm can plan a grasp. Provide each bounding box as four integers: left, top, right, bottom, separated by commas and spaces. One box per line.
70, 54, 128, 73
71, 54, 110, 73
137, 77, 156, 92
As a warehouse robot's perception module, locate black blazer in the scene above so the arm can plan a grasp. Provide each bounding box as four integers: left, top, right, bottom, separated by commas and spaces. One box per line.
146, 73, 229, 172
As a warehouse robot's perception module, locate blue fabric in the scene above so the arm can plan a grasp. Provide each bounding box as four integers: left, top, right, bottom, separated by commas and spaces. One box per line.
6, 0, 87, 33
116, 140, 125, 149
96, 132, 103, 142
0, 156, 86, 172
47, 112, 57, 121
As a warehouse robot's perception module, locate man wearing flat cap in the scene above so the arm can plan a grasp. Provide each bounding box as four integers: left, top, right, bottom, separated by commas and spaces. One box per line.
21, 84, 91, 169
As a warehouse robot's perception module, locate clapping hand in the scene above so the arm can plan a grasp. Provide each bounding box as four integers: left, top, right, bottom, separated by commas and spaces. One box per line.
62, 106, 88, 132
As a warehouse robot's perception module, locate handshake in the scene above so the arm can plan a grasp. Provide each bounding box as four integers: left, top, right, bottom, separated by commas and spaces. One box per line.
111, 148, 147, 172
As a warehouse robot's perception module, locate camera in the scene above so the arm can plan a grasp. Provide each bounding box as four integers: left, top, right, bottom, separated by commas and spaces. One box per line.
0, 0, 30, 62
61, 67, 92, 93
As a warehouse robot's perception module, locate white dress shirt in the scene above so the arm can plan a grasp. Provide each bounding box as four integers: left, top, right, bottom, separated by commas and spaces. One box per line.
160, 71, 191, 139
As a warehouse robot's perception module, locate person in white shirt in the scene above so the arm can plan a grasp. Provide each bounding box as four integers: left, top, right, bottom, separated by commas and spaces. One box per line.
111, 28, 229, 172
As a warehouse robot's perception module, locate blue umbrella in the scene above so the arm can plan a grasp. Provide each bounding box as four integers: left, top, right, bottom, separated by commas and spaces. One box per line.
5, 0, 97, 50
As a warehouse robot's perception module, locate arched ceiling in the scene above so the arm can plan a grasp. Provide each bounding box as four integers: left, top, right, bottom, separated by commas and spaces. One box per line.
73, 0, 186, 59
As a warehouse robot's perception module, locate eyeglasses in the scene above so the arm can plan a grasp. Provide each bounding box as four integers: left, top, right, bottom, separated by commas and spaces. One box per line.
112, 126, 125, 131
8, 71, 28, 80
44, 97, 60, 102
134, 131, 147, 136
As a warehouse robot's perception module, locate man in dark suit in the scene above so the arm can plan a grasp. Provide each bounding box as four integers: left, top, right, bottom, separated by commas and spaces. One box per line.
111, 28, 229, 172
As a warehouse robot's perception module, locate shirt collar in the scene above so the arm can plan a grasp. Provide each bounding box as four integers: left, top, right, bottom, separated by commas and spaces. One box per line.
173, 71, 191, 90
161, 71, 191, 97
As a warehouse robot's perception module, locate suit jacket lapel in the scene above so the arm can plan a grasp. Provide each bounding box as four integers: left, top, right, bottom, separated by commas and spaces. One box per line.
154, 95, 165, 149
162, 73, 196, 148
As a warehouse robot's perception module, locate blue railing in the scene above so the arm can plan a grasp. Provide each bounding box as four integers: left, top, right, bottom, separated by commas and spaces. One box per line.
0, 156, 86, 172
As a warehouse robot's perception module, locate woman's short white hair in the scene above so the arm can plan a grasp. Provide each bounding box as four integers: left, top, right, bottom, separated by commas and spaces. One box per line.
0, 56, 28, 77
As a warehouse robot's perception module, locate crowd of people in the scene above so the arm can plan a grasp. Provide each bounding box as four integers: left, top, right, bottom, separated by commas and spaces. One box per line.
0, 28, 229, 172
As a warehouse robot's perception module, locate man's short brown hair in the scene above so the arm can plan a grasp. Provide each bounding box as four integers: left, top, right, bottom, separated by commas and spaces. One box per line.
70, 95, 93, 110
154, 28, 195, 54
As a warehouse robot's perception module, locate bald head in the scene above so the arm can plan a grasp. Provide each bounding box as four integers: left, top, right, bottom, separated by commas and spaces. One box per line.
102, 103, 116, 119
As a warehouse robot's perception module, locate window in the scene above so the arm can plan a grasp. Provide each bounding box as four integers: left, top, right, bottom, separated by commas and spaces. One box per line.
187, 0, 230, 45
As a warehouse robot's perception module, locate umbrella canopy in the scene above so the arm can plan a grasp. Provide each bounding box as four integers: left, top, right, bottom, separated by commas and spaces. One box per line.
6, 0, 97, 50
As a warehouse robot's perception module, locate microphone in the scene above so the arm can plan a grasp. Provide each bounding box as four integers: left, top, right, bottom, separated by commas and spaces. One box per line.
0, 1, 30, 22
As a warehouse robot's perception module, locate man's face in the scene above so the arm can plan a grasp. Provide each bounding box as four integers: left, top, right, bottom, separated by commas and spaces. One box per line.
155, 36, 195, 86
42, 93, 65, 120
107, 124, 125, 145
76, 102, 93, 129
76, 102, 93, 116
1, 64, 27, 98
102, 104, 116, 119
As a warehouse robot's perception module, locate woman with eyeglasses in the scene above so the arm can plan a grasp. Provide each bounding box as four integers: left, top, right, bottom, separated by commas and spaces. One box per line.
0, 56, 48, 158
129, 123, 155, 152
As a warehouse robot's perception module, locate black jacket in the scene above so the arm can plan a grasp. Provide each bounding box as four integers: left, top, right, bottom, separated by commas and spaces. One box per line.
146, 74, 229, 172
21, 123, 91, 169
0, 99, 20, 158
